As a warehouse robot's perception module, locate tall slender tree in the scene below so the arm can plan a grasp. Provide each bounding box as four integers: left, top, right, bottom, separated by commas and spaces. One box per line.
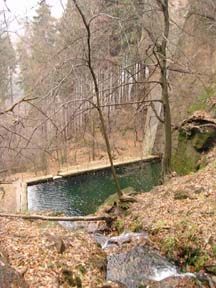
0, 34, 16, 104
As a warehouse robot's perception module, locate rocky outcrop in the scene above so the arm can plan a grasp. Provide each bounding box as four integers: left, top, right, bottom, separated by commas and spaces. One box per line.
173, 112, 216, 174
180, 112, 216, 149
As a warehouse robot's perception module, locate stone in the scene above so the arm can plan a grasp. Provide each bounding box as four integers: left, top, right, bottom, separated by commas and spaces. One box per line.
174, 190, 196, 200
101, 282, 127, 288
212, 275, 216, 284
144, 275, 200, 287
191, 127, 216, 151
0, 256, 29, 288
45, 233, 66, 254
205, 264, 216, 275
106, 245, 178, 287
102, 232, 149, 250
173, 113, 216, 175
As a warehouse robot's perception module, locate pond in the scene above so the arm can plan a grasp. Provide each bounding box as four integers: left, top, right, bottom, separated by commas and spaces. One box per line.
27, 159, 161, 216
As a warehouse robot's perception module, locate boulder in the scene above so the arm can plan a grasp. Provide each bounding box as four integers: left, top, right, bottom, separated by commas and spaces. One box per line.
0, 256, 29, 288
173, 112, 216, 175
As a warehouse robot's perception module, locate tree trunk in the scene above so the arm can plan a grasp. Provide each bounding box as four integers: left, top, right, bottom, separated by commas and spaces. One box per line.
72, 0, 123, 199
160, 0, 172, 176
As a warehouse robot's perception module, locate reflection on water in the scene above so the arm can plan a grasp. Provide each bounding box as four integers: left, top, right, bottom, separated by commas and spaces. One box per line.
28, 160, 160, 216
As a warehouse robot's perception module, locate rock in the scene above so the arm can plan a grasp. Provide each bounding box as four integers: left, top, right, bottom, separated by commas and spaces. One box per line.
101, 282, 127, 288
45, 233, 66, 254
101, 232, 149, 250
212, 275, 216, 284
174, 190, 196, 200
0, 256, 29, 288
106, 245, 178, 287
191, 126, 216, 151
90, 254, 107, 272
173, 112, 216, 175
144, 275, 200, 287
194, 187, 205, 194
59, 220, 100, 233
205, 264, 216, 275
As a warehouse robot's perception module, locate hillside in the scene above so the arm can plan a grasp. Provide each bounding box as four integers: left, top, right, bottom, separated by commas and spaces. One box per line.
0, 147, 216, 287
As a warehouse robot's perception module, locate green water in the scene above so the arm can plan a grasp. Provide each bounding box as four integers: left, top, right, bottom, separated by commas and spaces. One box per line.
28, 160, 161, 216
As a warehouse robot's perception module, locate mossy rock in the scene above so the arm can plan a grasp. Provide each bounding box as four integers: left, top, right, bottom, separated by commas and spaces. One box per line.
173, 115, 216, 175
205, 265, 216, 275
172, 130, 200, 175
192, 128, 216, 151
102, 187, 137, 207
174, 191, 190, 200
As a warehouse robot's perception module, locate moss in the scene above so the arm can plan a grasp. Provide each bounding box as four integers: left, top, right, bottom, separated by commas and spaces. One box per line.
174, 191, 189, 200
161, 236, 177, 258
172, 131, 200, 175
100, 186, 137, 207
212, 245, 216, 256
206, 265, 216, 275
192, 128, 216, 151
151, 220, 168, 235
130, 219, 143, 232
180, 247, 209, 271
119, 202, 130, 210
173, 126, 216, 175
76, 264, 87, 275
103, 193, 118, 206
114, 219, 125, 233
161, 235, 209, 271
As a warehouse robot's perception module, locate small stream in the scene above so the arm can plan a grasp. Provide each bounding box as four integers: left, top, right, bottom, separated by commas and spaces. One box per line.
106, 245, 178, 286
95, 232, 200, 288
27, 160, 160, 215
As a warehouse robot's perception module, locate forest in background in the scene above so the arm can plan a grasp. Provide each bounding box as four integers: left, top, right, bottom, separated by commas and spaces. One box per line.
0, 0, 216, 176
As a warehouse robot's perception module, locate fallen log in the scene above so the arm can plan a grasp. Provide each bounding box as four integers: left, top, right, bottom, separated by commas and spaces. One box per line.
0, 181, 13, 184
0, 213, 113, 224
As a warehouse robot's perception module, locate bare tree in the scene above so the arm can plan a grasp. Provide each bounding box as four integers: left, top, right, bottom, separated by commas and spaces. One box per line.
71, 0, 124, 199
157, 0, 172, 175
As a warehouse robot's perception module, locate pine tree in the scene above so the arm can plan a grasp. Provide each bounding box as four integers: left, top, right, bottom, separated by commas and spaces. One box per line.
0, 34, 16, 104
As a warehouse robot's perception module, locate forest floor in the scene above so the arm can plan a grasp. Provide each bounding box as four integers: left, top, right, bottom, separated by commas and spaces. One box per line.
0, 148, 215, 287
123, 148, 216, 275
